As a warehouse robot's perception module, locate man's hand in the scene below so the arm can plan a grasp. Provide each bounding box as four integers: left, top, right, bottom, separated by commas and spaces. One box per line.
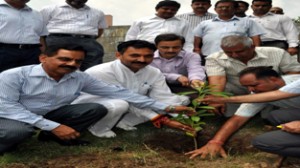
162, 117, 195, 133
191, 80, 204, 88
287, 47, 298, 56
281, 121, 300, 133
185, 142, 227, 159
177, 76, 190, 86
165, 105, 196, 116
51, 125, 80, 140
207, 103, 226, 116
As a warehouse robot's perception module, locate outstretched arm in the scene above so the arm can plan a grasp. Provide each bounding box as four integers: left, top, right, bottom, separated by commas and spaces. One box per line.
203, 90, 299, 104
185, 115, 250, 159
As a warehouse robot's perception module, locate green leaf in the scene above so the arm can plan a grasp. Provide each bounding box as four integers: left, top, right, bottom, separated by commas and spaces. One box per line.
191, 116, 200, 122
186, 132, 195, 137
198, 106, 215, 110
194, 127, 203, 131
177, 91, 197, 95
198, 113, 215, 117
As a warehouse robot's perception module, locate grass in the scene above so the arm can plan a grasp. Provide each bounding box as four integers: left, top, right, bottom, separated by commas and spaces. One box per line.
1, 116, 299, 168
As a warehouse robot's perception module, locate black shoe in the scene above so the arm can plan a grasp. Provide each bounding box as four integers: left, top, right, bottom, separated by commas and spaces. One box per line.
38, 131, 90, 146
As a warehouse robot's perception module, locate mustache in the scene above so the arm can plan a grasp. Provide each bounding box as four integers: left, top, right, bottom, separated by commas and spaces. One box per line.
132, 62, 147, 65
59, 65, 77, 70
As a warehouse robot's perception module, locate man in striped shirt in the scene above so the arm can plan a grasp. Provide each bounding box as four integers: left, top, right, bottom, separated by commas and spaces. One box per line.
40, 0, 107, 71
0, 0, 48, 72
177, 0, 216, 31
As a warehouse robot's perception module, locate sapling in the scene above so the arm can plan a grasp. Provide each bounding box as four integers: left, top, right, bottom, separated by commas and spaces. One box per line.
173, 82, 231, 149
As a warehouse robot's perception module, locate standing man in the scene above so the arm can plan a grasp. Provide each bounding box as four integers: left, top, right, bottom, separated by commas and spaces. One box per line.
186, 66, 300, 159
205, 35, 300, 116
177, 0, 216, 32
125, 0, 192, 51
269, 7, 284, 15
193, 0, 264, 63
0, 0, 48, 72
0, 42, 194, 155
73, 40, 193, 138
151, 33, 206, 93
249, 0, 299, 55
235, 1, 249, 17
40, 0, 107, 71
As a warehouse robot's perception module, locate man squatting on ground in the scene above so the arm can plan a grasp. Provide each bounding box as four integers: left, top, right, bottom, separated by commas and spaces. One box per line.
186, 66, 300, 158
0, 42, 195, 154
73, 40, 194, 138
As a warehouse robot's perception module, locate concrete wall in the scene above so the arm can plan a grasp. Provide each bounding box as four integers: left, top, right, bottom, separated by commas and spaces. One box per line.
97, 26, 130, 63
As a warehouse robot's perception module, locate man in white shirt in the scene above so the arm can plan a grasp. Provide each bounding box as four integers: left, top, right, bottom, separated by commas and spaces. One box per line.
40, 0, 107, 71
186, 66, 300, 159
125, 0, 192, 51
249, 0, 299, 56
73, 40, 192, 138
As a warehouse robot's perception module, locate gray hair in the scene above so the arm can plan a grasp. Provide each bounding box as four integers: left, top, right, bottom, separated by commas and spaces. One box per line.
221, 35, 253, 48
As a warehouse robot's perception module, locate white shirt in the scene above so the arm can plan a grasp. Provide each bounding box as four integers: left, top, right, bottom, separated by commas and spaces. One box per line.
125, 15, 192, 51
235, 75, 300, 117
79, 60, 189, 119
248, 12, 299, 47
40, 3, 107, 36
206, 47, 300, 95
0, 0, 48, 44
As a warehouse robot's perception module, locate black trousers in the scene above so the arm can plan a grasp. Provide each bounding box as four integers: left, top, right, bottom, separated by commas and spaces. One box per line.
0, 47, 41, 72
0, 103, 107, 153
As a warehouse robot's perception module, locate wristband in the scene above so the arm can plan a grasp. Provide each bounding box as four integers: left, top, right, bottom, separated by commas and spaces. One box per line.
151, 115, 168, 128
208, 140, 224, 146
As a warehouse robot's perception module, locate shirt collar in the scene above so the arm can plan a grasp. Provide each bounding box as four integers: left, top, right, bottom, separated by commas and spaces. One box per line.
150, 15, 181, 21
218, 48, 269, 60
248, 12, 274, 18
29, 64, 77, 81
212, 15, 240, 21
154, 50, 184, 59
60, 2, 90, 10
0, 0, 31, 10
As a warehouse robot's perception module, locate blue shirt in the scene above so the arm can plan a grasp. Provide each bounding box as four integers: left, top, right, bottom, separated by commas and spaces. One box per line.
0, 0, 48, 44
0, 65, 168, 131
193, 16, 265, 56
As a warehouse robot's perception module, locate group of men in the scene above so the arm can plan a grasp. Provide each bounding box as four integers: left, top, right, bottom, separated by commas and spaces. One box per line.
0, 0, 300, 163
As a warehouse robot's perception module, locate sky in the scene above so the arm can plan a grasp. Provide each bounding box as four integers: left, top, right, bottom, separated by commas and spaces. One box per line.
28, 0, 300, 26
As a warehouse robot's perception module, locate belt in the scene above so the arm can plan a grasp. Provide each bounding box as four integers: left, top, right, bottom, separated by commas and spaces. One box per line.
49, 33, 97, 39
0, 43, 41, 49
261, 40, 287, 44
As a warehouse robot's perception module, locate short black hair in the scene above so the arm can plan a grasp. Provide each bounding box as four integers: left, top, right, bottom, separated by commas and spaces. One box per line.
215, 0, 238, 8
236, 0, 249, 8
192, 0, 211, 4
252, 0, 272, 5
44, 42, 86, 57
238, 66, 280, 79
155, 0, 181, 10
117, 40, 157, 54
154, 33, 185, 45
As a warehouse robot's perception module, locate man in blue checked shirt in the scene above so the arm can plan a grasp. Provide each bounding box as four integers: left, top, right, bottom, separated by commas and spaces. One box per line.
0, 42, 194, 155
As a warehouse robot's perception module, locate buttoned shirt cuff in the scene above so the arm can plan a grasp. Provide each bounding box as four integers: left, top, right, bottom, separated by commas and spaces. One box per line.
289, 43, 299, 48
34, 119, 61, 131
151, 101, 169, 112
167, 74, 182, 83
